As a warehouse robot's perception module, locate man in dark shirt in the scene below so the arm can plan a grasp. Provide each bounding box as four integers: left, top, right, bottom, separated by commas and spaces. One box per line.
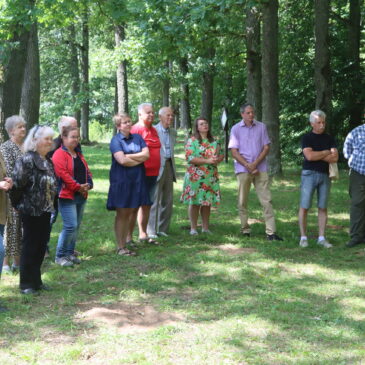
298, 110, 338, 248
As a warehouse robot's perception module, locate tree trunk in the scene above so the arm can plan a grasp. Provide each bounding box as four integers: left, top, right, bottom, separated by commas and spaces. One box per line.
0, 30, 30, 141
115, 25, 128, 114
262, 0, 282, 176
200, 48, 215, 124
20, 21, 40, 129
347, 0, 363, 130
69, 24, 81, 124
246, 5, 262, 120
162, 61, 170, 107
179, 58, 191, 131
314, 0, 332, 128
80, 9, 89, 142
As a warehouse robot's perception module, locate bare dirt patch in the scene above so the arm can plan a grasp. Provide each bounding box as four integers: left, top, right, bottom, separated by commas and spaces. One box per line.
77, 302, 185, 333
218, 244, 257, 255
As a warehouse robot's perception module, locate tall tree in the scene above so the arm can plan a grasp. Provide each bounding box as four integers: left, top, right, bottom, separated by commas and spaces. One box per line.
162, 60, 170, 107
80, 7, 90, 142
179, 57, 192, 131
262, 0, 281, 175
246, 4, 262, 120
115, 24, 128, 114
314, 0, 332, 124
68, 24, 81, 123
200, 47, 215, 124
20, 21, 40, 128
347, 0, 363, 130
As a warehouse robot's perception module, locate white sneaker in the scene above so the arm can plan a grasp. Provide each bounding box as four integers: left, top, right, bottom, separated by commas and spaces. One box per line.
317, 239, 333, 248
201, 229, 212, 234
55, 257, 74, 267
157, 232, 168, 237
190, 229, 198, 235
148, 234, 158, 239
299, 238, 308, 248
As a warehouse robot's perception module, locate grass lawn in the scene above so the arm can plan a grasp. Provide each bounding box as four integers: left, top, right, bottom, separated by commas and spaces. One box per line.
0, 137, 364, 364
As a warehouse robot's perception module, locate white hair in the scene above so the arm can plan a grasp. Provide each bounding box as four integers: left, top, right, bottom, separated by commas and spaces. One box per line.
309, 110, 326, 123
23, 125, 55, 153
5, 115, 26, 136
158, 106, 173, 117
58, 116, 77, 134
137, 103, 153, 113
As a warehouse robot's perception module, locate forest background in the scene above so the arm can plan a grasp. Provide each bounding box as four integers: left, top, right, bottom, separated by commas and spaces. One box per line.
0, 0, 364, 175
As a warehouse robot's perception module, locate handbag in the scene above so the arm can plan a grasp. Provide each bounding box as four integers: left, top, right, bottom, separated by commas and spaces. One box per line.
329, 163, 339, 180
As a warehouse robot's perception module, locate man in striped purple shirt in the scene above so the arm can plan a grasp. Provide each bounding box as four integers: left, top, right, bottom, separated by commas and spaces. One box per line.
228, 103, 282, 241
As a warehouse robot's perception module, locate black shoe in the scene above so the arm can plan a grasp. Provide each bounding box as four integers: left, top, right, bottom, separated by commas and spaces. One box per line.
267, 234, 283, 241
20, 288, 40, 295
346, 240, 363, 248
38, 284, 52, 291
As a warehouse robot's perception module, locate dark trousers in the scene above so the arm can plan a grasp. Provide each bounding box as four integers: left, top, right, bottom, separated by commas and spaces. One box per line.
20, 212, 51, 290
349, 170, 365, 243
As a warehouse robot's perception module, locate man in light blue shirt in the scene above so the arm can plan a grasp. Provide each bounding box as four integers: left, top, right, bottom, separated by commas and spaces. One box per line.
147, 107, 177, 238
343, 119, 365, 247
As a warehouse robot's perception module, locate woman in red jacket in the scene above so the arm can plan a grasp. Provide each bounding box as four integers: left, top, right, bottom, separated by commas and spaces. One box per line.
52, 126, 93, 267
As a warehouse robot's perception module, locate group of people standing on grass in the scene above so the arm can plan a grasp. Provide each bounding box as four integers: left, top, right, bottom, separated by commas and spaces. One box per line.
0, 101, 364, 309
0, 116, 92, 309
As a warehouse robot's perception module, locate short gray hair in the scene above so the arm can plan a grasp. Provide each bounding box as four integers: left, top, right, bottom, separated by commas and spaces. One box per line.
159, 106, 173, 117
5, 115, 26, 136
137, 103, 153, 113
23, 125, 55, 153
58, 116, 77, 134
309, 110, 326, 123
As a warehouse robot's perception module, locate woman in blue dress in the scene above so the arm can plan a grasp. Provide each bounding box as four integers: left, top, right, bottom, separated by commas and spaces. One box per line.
107, 113, 151, 256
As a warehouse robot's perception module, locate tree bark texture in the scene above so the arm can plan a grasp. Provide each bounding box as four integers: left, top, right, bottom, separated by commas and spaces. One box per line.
69, 24, 81, 124
314, 0, 332, 125
347, 0, 363, 130
246, 5, 262, 121
20, 21, 40, 129
0, 30, 30, 141
115, 25, 128, 114
80, 10, 89, 142
179, 58, 192, 131
261, 0, 282, 175
162, 61, 170, 107
200, 48, 215, 124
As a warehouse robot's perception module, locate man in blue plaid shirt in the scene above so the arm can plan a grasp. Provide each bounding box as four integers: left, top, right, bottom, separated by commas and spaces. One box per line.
343, 118, 365, 247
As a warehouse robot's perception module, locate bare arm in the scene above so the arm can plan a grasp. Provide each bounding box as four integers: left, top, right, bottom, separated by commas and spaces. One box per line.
127, 147, 150, 163
231, 144, 270, 173
190, 157, 216, 166
322, 148, 339, 163
303, 148, 331, 161
114, 147, 149, 167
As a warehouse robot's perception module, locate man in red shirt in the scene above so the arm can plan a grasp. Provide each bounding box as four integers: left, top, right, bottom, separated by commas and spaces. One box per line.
131, 103, 161, 244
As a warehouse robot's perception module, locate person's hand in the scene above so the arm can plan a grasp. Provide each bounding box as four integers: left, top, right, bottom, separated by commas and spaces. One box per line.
246, 162, 257, 173
0, 180, 11, 191
251, 169, 259, 176
3, 177, 13, 189
78, 183, 90, 194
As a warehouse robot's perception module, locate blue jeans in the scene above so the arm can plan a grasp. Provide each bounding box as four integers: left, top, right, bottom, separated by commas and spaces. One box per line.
0, 225, 4, 276
56, 195, 86, 258
300, 170, 331, 209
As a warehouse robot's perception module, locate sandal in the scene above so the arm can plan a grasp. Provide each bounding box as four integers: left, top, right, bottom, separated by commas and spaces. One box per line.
126, 240, 138, 248
117, 248, 137, 256
139, 237, 160, 245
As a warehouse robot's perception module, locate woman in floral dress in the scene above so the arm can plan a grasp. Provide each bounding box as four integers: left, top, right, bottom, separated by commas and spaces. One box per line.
0, 115, 26, 273
181, 117, 224, 235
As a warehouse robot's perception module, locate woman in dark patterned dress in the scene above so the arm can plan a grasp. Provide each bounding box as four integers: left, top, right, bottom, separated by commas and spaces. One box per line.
0, 115, 26, 273
10, 125, 57, 295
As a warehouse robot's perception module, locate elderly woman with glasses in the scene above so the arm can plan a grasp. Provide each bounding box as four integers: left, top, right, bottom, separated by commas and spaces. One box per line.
52, 126, 93, 267
107, 113, 150, 256
0, 115, 26, 273
10, 125, 57, 295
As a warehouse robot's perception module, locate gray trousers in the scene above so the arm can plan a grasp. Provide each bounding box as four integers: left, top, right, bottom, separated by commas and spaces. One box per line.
147, 160, 174, 235
349, 169, 365, 243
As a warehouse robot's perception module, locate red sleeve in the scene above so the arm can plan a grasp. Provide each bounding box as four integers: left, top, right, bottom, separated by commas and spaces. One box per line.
52, 148, 81, 192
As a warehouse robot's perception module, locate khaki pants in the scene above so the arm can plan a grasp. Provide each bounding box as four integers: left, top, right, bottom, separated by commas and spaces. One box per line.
236, 172, 276, 235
